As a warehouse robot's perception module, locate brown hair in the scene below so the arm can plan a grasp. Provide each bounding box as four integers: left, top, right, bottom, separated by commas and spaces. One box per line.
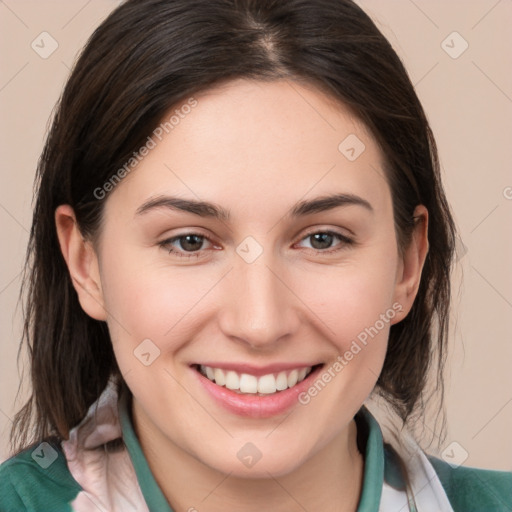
11, 0, 456, 454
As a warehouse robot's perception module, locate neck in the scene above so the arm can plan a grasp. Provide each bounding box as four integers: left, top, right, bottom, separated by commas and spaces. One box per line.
133, 401, 365, 512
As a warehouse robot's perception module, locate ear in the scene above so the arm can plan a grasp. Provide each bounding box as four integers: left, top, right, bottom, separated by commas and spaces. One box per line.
391, 204, 429, 324
55, 204, 108, 321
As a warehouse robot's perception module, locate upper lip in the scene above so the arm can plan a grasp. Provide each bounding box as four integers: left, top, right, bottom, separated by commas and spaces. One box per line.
192, 362, 323, 377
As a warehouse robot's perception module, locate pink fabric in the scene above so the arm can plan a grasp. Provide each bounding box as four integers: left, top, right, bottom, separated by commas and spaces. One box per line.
61, 380, 149, 511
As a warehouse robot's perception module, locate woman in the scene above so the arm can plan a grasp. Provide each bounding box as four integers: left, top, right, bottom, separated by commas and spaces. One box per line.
1, 0, 510, 511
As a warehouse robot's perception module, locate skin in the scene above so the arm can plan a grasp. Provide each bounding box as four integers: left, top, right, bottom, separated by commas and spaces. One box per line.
56, 78, 428, 512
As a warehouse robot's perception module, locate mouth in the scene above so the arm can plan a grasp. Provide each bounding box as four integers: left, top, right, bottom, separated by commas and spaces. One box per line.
191, 363, 324, 396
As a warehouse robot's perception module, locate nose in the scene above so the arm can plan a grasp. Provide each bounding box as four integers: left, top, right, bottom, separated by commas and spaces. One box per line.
217, 251, 299, 350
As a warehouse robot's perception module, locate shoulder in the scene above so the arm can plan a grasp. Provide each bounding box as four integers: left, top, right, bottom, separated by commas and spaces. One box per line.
0, 440, 81, 512
427, 455, 512, 511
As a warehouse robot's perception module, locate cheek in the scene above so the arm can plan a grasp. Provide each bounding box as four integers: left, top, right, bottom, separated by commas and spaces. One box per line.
98, 248, 224, 371
97, 249, 186, 355
100, 242, 206, 330
298, 258, 398, 345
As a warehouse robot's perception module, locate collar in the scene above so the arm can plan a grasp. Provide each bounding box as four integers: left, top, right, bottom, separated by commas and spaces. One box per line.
118, 386, 386, 512
62, 379, 453, 511
118, 388, 173, 511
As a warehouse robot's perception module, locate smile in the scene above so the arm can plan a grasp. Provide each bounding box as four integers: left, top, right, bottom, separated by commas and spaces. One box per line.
195, 364, 317, 395
190, 362, 326, 418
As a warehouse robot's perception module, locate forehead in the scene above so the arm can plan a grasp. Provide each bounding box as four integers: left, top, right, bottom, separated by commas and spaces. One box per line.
105, 78, 391, 221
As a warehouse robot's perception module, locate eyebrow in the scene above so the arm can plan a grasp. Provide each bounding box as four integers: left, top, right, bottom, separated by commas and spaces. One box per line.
134, 193, 373, 221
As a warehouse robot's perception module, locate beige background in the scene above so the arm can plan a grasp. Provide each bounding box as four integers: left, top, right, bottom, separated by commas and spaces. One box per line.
0, 0, 511, 471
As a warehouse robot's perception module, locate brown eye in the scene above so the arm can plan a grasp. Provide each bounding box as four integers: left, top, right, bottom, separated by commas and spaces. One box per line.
159, 233, 214, 258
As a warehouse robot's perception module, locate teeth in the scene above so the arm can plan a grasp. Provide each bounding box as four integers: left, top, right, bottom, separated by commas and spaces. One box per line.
225, 371, 239, 391
240, 373, 258, 393
205, 366, 215, 381
257, 374, 277, 394
198, 365, 314, 395
288, 369, 299, 387
275, 371, 288, 391
213, 368, 226, 386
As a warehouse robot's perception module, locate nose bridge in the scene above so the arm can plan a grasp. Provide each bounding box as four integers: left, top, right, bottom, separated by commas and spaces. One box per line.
219, 247, 296, 348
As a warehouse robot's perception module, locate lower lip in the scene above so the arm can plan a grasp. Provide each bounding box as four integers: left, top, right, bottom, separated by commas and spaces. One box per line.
192, 364, 324, 419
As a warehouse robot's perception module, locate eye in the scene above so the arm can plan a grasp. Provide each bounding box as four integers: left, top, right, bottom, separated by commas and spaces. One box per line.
295, 229, 354, 254
159, 233, 215, 259
159, 229, 355, 260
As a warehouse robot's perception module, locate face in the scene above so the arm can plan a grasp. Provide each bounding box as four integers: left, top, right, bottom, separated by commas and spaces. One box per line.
63, 78, 425, 478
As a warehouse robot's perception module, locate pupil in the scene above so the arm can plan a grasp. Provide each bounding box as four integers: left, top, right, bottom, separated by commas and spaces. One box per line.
311, 233, 332, 250
182, 235, 202, 251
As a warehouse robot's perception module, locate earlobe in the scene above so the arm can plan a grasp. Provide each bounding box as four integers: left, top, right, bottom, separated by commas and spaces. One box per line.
391, 205, 429, 324
55, 205, 108, 321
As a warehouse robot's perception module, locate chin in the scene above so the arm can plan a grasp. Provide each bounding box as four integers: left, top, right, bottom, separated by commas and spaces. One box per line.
197, 443, 308, 479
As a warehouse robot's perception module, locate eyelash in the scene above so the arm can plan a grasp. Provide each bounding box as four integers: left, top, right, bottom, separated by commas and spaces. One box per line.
159, 229, 355, 259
